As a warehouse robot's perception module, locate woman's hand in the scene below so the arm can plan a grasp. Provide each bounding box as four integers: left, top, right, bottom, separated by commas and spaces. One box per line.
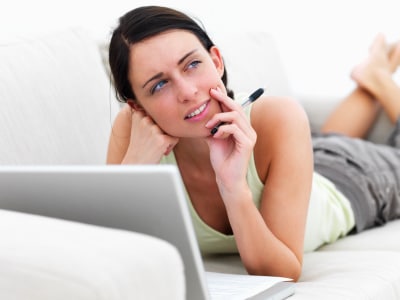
122, 108, 179, 164
107, 104, 179, 164
205, 88, 257, 195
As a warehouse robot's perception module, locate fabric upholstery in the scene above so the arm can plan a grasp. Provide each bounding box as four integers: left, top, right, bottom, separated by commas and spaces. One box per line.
0, 28, 119, 165
0, 209, 185, 300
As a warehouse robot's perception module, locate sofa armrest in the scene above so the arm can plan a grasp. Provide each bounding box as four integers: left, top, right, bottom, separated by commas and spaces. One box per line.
0, 209, 185, 300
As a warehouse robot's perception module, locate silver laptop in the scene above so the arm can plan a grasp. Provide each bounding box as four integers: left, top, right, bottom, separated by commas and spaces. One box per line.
0, 165, 294, 299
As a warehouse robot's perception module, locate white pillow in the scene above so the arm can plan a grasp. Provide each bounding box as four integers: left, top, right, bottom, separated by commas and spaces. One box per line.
0, 28, 119, 164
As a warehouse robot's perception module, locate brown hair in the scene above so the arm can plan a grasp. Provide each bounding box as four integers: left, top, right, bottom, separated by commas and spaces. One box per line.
108, 5, 234, 103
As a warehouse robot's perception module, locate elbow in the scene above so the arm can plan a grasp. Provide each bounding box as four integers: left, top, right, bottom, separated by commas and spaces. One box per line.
287, 267, 302, 282
245, 259, 302, 282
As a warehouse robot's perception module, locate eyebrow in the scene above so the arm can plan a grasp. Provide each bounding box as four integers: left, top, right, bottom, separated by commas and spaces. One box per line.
141, 49, 198, 88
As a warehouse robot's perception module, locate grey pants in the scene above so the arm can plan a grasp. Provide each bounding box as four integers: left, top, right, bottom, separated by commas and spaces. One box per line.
313, 119, 400, 233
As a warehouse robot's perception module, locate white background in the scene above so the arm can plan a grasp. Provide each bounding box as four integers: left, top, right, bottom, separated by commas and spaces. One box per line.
1, 0, 399, 99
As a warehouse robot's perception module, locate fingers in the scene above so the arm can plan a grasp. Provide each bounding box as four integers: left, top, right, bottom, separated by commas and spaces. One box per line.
213, 122, 256, 147
130, 108, 161, 135
207, 88, 249, 133
208, 110, 247, 136
127, 105, 179, 162
206, 88, 256, 142
209, 87, 241, 112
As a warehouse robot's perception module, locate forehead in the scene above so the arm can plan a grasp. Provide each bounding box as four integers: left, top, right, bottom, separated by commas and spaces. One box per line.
128, 30, 205, 83
131, 29, 202, 56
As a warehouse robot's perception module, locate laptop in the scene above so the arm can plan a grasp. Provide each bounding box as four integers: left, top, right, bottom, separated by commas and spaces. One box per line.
0, 165, 294, 299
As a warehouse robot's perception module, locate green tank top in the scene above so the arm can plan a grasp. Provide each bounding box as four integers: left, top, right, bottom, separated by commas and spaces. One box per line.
160, 94, 355, 253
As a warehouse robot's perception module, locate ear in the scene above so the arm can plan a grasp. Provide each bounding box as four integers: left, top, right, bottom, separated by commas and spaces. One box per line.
127, 99, 144, 111
209, 46, 225, 77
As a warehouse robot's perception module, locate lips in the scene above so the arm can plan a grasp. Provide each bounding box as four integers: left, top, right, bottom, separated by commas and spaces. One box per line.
184, 102, 208, 120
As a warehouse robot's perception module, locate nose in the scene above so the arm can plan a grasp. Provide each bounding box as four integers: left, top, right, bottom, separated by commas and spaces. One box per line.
175, 78, 198, 103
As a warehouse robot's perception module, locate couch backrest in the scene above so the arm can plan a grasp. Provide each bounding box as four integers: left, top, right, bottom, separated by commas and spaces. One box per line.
210, 31, 293, 98
0, 28, 292, 165
0, 28, 119, 165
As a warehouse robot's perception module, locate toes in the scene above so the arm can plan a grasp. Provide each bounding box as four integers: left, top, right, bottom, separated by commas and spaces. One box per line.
389, 42, 400, 72
370, 33, 387, 55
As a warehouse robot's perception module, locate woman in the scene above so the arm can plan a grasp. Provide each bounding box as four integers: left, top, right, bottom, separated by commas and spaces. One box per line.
107, 5, 400, 280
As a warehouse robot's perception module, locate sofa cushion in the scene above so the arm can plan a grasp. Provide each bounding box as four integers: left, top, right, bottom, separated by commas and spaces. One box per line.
0, 27, 119, 165
0, 209, 185, 300
204, 250, 400, 300
296, 251, 400, 299
318, 219, 400, 252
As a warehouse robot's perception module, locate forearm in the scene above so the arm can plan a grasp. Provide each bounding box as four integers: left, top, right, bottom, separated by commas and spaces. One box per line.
120, 146, 147, 164
224, 187, 303, 281
107, 139, 143, 164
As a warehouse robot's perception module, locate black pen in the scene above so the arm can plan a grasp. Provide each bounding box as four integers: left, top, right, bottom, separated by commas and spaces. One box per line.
210, 87, 265, 135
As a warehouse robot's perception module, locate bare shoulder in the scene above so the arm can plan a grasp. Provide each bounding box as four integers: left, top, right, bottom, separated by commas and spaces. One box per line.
251, 95, 312, 181
251, 95, 309, 133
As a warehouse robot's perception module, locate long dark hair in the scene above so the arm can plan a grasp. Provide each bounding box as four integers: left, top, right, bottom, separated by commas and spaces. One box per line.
108, 5, 234, 103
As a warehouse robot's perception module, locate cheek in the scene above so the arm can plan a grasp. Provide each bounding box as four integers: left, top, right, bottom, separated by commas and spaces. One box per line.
142, 102, 178, 131
201, 63, 224, 87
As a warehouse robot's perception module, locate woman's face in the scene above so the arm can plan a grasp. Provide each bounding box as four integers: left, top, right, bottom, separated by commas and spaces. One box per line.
128, 29, 226, 138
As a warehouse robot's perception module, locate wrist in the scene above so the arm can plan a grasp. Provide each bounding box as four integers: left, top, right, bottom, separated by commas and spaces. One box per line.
218, 181, 253, 208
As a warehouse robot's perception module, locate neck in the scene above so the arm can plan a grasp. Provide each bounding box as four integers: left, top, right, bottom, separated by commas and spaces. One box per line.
173, 138, 210, 169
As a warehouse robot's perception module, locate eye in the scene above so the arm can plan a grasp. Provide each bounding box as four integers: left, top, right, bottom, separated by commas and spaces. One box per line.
187, 60, 201, 70
150, 79, 168, 94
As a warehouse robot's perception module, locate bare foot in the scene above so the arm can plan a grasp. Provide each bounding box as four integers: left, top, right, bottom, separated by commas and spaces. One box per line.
389, 41, 400, 72
351, 33, 392, 97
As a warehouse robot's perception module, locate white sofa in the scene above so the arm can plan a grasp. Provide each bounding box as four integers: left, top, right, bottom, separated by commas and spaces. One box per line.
0, 28, 185, 300
1, 26, 400, 300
